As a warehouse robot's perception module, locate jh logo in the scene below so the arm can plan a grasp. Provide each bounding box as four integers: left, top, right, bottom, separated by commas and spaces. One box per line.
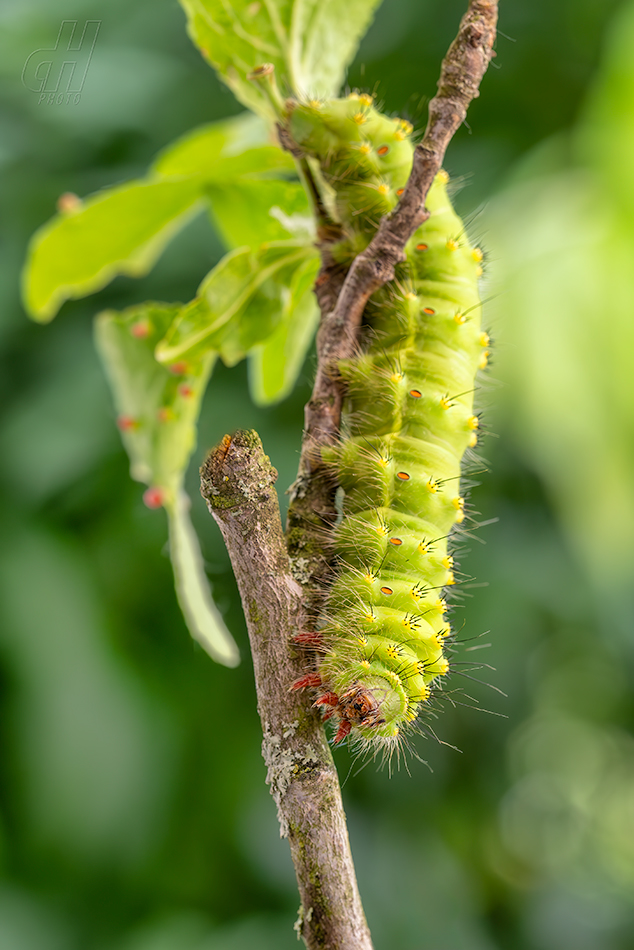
22, 21, 101, 104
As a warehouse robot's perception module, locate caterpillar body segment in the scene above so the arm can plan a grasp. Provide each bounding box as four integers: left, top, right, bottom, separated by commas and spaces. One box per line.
288, 95, 413, 258
288, 97, 486, 748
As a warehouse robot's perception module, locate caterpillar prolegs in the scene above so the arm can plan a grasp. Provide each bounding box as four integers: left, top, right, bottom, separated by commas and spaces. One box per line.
289, 95, 489, 748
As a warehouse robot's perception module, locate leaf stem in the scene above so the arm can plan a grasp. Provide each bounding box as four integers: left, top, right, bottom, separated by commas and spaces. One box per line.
296, 157, 341, 240
166, 489, 240, 667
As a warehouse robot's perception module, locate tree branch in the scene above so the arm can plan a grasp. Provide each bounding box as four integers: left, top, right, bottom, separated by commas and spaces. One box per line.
286, 0, 498, 608
200, 430, 373, 950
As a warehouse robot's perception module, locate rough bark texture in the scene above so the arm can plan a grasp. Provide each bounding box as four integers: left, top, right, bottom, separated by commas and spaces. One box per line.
286, 0, 498, 613
200, 430, 373, 950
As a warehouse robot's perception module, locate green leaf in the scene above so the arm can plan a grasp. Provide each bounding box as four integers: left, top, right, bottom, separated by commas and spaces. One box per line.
293, 0, 384, 99
94, 302, 214, 495
207, 178, 313, 249
248, 253, 319, 404
94, 302, 239, 667
155, 242, 316, 365
23, 179, 205, 323
152, 111, 294, 179
178, 0, 383, 117
23, 112, 298, 324
156, 247, 256, 364
153, 111, 312, 252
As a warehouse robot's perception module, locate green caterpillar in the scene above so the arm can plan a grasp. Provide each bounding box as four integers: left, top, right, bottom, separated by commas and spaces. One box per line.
289, 94, 489, 748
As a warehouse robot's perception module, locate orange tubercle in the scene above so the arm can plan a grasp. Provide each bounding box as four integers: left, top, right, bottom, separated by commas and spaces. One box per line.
143, 487, 165, 509
117, 415, 138, 432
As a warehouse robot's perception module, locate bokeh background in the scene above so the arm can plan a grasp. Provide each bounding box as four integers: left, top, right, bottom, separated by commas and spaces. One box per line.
2, 0, 634, 947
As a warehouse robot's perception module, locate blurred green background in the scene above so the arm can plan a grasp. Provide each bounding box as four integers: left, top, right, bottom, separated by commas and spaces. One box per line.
2, 1, 634, 947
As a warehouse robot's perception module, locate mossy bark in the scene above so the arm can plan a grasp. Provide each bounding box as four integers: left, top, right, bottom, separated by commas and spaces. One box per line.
201, 430, 373, 950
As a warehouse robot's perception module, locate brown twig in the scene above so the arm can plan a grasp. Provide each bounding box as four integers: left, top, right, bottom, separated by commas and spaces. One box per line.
200, 431, 373, 950
286, 0, 498, 608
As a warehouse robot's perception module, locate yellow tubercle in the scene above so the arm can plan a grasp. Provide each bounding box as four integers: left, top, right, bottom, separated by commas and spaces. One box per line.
353, 112, 367, 125
445, 571, 455, 585
360, 659, 371, 669
446, 239, 459, 251
394, 118, 413, 134
435, 598, 446, 613
357, 142, 371, 155
469, 432, 478, 448
467, 415, 479, 430
442, 555, 453, 570
308, 99, 321, 109
439, 396, 453, 410
479, 332, 490, 347
377, 182, 390, 196
426, 478, 439, 493
454, 312, 466, 325
479, 350, 489, 369
437, 169, 450, 184
405, 704, 419, 722
472, 247, 483, 263
358, 93, 373, 106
